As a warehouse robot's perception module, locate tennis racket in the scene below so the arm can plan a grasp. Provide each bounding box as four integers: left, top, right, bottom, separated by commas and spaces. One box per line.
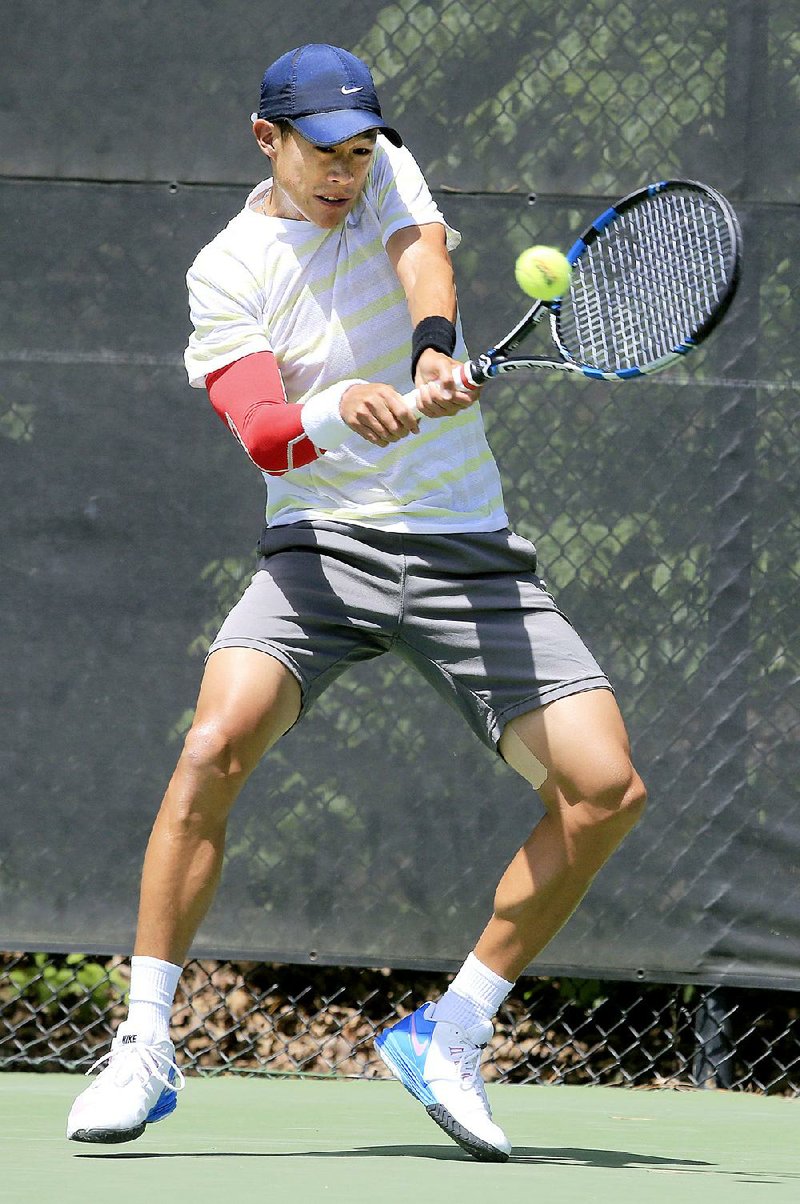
406, 178, 741, 410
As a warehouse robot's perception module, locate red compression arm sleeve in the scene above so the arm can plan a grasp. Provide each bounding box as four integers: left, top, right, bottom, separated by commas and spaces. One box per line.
205, 352, 321, 475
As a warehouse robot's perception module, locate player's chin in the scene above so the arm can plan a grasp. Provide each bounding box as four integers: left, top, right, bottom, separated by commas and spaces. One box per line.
313, 197, 354, 226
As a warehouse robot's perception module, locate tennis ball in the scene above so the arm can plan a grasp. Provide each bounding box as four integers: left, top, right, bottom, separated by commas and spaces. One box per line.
514, 245, 571, 301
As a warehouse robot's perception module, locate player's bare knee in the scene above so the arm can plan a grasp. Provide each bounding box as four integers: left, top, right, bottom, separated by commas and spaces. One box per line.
179, 719, 251, 785
589, 765, 647, 829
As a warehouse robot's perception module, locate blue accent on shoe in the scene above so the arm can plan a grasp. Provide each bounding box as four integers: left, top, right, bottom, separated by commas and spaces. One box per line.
375, 1004, 437, 1108
144, 1066, 178, 1124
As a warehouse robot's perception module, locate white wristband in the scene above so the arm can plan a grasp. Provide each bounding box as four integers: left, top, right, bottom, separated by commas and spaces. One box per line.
300, 381, 364, 450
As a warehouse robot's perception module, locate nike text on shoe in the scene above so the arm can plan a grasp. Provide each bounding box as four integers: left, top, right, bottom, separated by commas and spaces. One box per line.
66, 1022, 184, 1144
375, 1002, 511, 1162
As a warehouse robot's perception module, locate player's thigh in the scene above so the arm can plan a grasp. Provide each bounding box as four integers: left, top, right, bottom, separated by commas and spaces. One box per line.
188, 647, 302, 772
501, 688, 638, 807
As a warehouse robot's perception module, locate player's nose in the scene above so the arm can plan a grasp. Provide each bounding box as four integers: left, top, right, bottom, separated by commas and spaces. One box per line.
327, 158, 353, 182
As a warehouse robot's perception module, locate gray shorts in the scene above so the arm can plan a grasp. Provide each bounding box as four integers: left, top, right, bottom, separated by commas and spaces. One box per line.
209, 521, 611, 751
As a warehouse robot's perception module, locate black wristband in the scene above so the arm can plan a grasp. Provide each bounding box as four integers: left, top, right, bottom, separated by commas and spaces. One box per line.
410, 315, 457, 380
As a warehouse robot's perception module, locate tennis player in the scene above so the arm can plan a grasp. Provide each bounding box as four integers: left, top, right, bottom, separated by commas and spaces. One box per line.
67, 43, 646, 1162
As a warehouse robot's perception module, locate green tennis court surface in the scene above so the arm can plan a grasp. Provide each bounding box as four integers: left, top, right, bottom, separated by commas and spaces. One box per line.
2, 1073, 797, 1203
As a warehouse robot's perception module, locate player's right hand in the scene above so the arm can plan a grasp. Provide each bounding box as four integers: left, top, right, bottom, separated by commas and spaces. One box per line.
340, 382, 420, 447
413, 349, 479, 419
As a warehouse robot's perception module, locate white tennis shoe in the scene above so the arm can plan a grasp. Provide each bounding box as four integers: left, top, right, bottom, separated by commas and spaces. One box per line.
375, 1002, 511, 1161
66, 1022, 184, 1144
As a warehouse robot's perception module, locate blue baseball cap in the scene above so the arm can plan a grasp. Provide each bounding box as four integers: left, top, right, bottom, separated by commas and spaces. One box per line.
257, 44, 402, 148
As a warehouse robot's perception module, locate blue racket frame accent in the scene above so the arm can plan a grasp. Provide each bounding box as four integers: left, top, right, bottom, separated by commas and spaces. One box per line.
592, 206, 619, 233
566, 238, 587, 266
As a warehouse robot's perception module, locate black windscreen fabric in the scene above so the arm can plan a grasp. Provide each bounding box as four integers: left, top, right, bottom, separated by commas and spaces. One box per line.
1, 0, 797, 988
1, 2, 793, 203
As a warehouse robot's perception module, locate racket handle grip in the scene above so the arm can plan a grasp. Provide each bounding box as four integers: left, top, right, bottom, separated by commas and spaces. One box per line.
402, 361, 482, 418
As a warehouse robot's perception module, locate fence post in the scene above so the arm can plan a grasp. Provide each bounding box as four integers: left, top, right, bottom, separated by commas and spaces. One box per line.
693, 987, 735, 1088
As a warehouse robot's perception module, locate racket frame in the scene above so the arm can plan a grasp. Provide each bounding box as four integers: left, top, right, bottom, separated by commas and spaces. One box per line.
460, 178, 742, 386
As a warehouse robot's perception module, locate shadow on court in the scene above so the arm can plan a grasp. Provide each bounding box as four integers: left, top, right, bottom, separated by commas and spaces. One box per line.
72, 1145, 800, 1187
75, 1144, 711, 1169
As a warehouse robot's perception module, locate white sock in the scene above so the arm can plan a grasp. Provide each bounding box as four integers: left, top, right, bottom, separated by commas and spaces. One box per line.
432, 952, 513, 1031
126, 956, 182, 1042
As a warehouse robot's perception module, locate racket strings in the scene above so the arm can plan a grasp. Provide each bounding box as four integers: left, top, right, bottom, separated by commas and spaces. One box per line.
559, 189, 735, 373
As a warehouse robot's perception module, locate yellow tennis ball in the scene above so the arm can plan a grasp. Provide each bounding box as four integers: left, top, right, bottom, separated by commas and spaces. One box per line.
514, 245, 572, 300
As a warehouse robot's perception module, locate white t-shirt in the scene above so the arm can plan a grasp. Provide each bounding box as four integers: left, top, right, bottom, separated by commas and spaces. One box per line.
184, 137, 507, 533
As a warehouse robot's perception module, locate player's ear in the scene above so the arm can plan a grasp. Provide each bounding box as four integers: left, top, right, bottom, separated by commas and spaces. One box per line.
253, 119, 281, 160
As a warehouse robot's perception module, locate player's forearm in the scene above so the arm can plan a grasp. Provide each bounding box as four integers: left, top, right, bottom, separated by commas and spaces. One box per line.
206, 351, 372, 466
388, 224, 457, 326
206, 352, 320, 475
405, 256, 457, 327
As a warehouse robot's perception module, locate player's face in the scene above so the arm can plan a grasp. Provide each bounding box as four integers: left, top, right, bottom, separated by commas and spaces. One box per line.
259, 124, 377, 227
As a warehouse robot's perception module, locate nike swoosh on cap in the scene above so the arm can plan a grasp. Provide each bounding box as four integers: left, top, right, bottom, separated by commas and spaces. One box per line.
341, 85, 364, 94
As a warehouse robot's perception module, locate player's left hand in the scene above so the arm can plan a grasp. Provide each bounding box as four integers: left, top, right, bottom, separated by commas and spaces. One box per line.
414, 349, 479, 418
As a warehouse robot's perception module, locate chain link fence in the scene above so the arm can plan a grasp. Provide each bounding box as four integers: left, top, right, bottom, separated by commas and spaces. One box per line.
2, 0, 798, 1096
2, 953, 799, 1094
